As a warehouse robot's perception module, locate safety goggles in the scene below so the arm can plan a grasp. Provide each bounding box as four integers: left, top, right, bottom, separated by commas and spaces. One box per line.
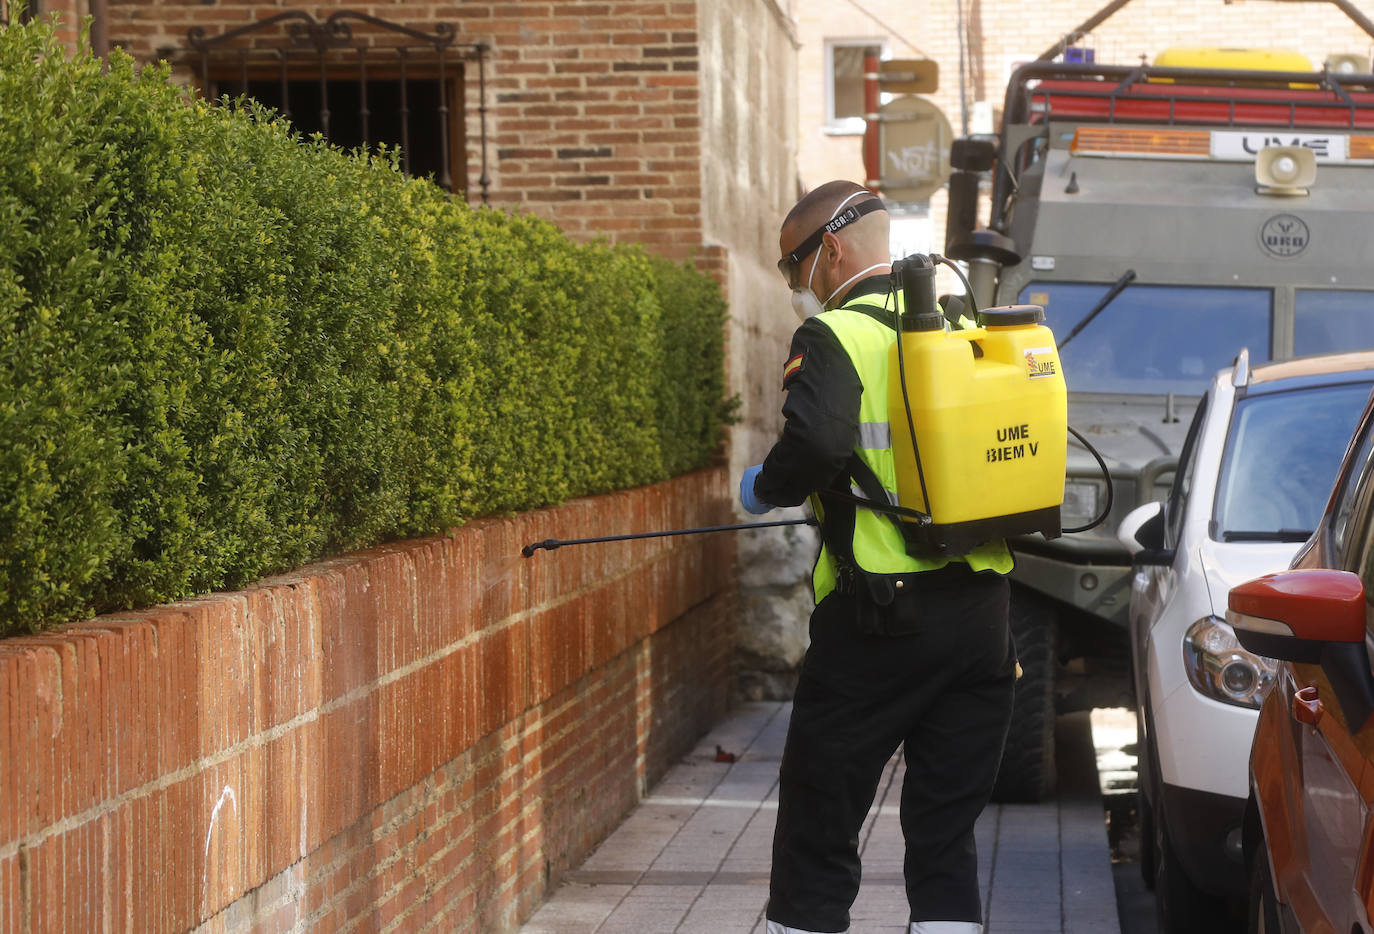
776, 198, 886, 288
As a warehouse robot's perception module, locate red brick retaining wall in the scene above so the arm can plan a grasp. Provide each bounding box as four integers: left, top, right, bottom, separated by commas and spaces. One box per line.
0, 469, 736, 933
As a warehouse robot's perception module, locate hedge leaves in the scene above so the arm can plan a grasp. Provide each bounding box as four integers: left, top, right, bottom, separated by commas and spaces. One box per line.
0, 20, 731, 635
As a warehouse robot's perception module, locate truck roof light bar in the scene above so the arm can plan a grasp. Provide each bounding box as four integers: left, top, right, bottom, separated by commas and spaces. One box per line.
1031, 78, 1374, 131
1070, 127, 1211, 157
1068, 126, 1374, 163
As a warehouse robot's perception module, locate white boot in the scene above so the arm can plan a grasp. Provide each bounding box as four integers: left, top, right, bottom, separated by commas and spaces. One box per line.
910, 923, 983, 934
766, 923, 846, 934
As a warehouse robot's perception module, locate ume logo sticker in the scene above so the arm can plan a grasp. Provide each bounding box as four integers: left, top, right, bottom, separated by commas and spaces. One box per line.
1024, 346, 1058, 380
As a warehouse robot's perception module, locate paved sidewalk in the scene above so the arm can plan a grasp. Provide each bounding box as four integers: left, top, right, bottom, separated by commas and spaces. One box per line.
520, 702, 1120, 934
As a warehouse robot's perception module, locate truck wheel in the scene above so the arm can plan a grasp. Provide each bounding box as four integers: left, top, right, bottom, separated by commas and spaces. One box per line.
990, 586, 1058, 803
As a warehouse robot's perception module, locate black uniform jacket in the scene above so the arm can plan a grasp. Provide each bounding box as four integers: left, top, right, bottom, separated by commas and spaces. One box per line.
753, 276, 897, 509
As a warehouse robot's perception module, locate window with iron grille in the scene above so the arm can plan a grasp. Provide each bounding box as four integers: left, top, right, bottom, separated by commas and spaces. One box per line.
183, 11, 489, 201
210, 75, 462, 189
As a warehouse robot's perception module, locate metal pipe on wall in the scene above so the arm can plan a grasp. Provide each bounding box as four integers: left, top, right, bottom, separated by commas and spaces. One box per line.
89, 0, 109, 59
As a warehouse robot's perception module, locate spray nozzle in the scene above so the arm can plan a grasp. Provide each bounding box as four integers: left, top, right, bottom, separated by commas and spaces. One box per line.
891, 254, 944, 332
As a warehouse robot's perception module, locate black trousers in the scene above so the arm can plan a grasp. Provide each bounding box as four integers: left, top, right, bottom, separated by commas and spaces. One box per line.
766, 568, 1015, 932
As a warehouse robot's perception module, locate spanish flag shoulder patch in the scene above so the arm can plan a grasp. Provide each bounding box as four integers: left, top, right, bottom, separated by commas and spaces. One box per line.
781, 353, 804, 389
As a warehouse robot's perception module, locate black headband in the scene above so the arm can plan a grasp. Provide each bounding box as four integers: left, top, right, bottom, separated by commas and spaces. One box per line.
781, 198, 887, 267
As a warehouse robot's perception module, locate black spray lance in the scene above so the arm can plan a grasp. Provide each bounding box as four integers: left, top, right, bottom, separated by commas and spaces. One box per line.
522, 517, 817, 557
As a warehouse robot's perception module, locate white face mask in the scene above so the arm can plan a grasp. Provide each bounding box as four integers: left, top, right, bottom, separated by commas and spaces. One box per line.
790, 190, 888, 318
790, 288, 825, 319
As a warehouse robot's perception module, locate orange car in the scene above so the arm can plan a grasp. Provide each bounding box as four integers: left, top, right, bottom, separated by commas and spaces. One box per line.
1230, 388, 1374, 933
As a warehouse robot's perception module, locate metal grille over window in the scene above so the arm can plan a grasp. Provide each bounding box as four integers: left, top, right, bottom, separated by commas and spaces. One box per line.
184, 10, 490, 202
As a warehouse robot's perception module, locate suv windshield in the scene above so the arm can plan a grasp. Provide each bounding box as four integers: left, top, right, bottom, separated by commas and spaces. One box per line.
1212, 381, 1373, 542
1018, 282, 1272, 394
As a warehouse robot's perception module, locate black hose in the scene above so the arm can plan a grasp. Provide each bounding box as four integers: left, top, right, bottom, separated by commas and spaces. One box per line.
1061, 423, 1115, 534
889, 273, 934, 524
929, 254, 980, 319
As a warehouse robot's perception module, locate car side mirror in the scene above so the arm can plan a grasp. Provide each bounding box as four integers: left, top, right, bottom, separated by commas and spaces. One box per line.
1230, 569, 1374, 728
1118, 501, 1173, 566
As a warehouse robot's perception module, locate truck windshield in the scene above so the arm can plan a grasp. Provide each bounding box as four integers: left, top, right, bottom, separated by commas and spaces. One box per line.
1017, 282, 1271, 395
1295, 290, 1374, 356
1212, 381, 1373, 543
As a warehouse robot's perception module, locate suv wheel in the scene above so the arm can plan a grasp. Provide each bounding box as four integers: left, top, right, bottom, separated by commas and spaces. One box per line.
1155, 815, 1224, 933
1138, 782, 1157, 890
1138, 716, 1158, 889
990, 585, 1058, 803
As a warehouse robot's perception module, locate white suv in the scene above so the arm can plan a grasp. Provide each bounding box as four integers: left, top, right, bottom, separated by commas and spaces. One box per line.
1118, 349, 1374, 933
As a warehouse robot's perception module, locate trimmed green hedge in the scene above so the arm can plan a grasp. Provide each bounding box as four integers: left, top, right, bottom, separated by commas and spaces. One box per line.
0, 20, 733, 636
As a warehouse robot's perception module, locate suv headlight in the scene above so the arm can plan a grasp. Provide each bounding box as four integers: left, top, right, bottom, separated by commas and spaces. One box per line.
1183, 616, 1278, 709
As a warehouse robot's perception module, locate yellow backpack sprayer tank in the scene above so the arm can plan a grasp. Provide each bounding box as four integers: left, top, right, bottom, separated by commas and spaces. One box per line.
888, 255, 1068, 556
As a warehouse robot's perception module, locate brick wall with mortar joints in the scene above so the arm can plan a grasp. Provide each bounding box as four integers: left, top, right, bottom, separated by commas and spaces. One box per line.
86, 0, 721, 265
2, 0, 83, 45
0, 469, 735, 933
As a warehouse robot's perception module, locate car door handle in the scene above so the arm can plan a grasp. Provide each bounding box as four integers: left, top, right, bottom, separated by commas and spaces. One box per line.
1293, 685, 1324, 726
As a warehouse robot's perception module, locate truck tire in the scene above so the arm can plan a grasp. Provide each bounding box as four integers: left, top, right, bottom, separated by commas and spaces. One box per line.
990, 586, 1058, 803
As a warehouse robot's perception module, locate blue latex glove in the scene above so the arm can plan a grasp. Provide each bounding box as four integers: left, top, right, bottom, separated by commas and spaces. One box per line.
739, 464, 774, 515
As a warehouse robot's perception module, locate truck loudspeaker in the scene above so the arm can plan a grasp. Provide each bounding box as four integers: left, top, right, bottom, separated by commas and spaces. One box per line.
1325, 53, 1371, 74
1255, 145, 1315, 195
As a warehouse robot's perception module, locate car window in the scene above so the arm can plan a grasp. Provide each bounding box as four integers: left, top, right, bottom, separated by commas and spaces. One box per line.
1018, 282, 1272, 394
1212, 382, 1372, 542
1335, 419, 1374, 570
1349, 439, 1374, 616
1165, 393, 1209, 548
1294, 290, 1374, 357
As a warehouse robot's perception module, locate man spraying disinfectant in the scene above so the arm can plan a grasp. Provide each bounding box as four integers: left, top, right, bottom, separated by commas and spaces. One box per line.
741, 180, 1066, 934
523, 179, 1081, 931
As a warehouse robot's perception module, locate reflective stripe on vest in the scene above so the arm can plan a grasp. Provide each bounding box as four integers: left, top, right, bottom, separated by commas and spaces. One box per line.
858, 421, 891, 450
809, 292, 1013, 602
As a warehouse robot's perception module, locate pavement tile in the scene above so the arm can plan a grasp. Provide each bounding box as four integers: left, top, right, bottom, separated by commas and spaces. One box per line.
521, 705, 1120, 934
520, 883, 630, 934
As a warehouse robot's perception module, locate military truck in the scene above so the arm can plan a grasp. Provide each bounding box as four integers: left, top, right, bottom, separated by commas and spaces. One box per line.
945, 2, 1374, 801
